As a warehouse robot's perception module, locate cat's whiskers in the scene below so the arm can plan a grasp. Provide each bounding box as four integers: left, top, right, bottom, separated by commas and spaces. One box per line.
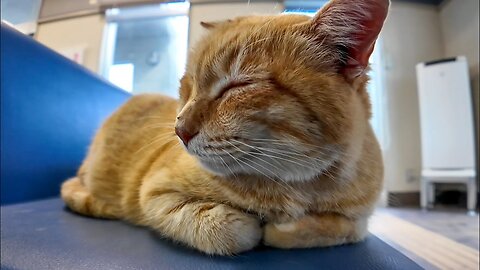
246, 139, 334, 157
226, 141, 310, 198
250, 143, 317, 159
239, 138, 339, 168
246, 138, 378, 165
226, 141, 284, 180
223, 149, 302, 198
235, 139, 352, 182
242, 155, 308, 200
262, 147, 336, 171
231, 140, 284, 167
235, 139, 319, 163
243, 142, 341, 183
216, 152, 238, 179
247, 138, 335, 150
221, 149, 249, 174
232, 139, 319, 169
222, 148, 275, 180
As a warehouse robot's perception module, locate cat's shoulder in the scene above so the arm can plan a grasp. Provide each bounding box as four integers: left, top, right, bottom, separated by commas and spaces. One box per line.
117, 93, 179, 114
105, 93, 178, 128
125, 93, 177, 107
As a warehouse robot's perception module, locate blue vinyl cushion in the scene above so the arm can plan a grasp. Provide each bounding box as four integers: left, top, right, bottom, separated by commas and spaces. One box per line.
0, 23, 130, 205
1, 198, 422, 270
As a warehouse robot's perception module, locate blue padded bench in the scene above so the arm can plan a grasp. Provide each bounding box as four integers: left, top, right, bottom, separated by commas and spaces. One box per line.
0, 23, 130, 205
0, 23, 421, 270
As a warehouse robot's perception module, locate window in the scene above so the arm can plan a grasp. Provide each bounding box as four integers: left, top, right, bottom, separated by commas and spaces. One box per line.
367, 41, 386, 150
0, 0, 42, 35
284, 0, 328, 14
101, 2, 189, 98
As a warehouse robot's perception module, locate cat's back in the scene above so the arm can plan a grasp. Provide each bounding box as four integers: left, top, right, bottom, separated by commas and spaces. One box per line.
107, 93, 178, 126
84, 94, 179, 212
101, 93, 178, 157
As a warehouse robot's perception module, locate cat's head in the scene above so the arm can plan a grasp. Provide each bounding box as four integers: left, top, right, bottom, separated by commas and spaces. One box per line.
175, 0, 389, 182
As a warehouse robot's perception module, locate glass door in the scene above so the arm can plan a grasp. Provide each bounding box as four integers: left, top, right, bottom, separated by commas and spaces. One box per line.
101, 2, 189, 97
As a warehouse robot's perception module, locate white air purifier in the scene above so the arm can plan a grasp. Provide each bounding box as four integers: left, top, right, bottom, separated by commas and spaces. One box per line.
416, 56, 477, 214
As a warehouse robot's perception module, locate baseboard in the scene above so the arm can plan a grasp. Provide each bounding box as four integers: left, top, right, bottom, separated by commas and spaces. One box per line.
387, 191, 480, 208
387, 192, 420, 207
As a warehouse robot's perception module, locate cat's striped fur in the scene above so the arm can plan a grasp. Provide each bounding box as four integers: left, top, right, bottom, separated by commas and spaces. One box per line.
62, 0, 389, 255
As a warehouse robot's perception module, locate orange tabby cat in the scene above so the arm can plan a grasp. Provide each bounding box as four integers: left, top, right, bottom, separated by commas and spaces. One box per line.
62, 0, 389, 255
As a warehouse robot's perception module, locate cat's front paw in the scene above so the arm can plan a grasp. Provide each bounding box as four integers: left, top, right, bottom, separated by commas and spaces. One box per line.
199, 205, 262, 255
263, 215, 368, 249
263, 222, 301, 248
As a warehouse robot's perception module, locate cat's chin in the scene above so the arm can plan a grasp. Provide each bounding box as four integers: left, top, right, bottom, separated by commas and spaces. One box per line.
197, 157, 329, 183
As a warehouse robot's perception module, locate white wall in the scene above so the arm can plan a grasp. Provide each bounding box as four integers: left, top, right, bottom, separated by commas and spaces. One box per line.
440, 0, 479, 85
35, 14, 106, 73
439, 0, 479, 174
188, 1, 284, 49
380, 2, 444, 192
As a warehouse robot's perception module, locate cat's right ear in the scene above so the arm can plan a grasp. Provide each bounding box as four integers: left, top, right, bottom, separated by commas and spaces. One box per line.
310, 0, 389, 81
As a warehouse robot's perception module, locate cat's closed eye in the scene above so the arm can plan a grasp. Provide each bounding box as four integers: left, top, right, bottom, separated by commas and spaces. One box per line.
216, 80, 252, 100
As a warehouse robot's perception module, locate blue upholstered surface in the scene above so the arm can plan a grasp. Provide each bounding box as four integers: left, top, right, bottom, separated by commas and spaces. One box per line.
0, 23, 130, 205
1, 198, 422, 270
0, 23, 421, 270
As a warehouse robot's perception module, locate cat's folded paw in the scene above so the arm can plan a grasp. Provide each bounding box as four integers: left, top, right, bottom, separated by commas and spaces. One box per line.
198, 205, 262, 255
263, 222, 300, 249
263, 216, 368, 249
262, 219, 348, 249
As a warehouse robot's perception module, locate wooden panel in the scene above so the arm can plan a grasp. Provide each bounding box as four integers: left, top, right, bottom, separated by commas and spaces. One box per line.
370, 212, 480, 269
39, 0, 100, 22
39, 0, 181, 22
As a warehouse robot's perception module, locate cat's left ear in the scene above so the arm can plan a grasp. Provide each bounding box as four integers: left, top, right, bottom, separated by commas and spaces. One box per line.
200, 21, 218, 29
311, 0, 389, 80
200, 19, 232, 29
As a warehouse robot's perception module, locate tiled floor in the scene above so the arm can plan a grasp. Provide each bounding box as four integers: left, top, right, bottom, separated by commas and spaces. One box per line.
370, 206, 479, 270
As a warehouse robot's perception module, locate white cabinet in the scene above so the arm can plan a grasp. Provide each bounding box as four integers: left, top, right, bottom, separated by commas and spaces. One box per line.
416, 56, 477, 213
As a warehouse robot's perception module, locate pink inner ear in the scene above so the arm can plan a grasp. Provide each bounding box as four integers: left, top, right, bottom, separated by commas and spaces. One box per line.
347, 14, 386, 69
342, 33, 379, 79
318, 0, 389, 80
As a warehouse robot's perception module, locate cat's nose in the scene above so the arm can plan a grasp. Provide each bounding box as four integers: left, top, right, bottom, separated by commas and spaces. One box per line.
175, 126, 197, 146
